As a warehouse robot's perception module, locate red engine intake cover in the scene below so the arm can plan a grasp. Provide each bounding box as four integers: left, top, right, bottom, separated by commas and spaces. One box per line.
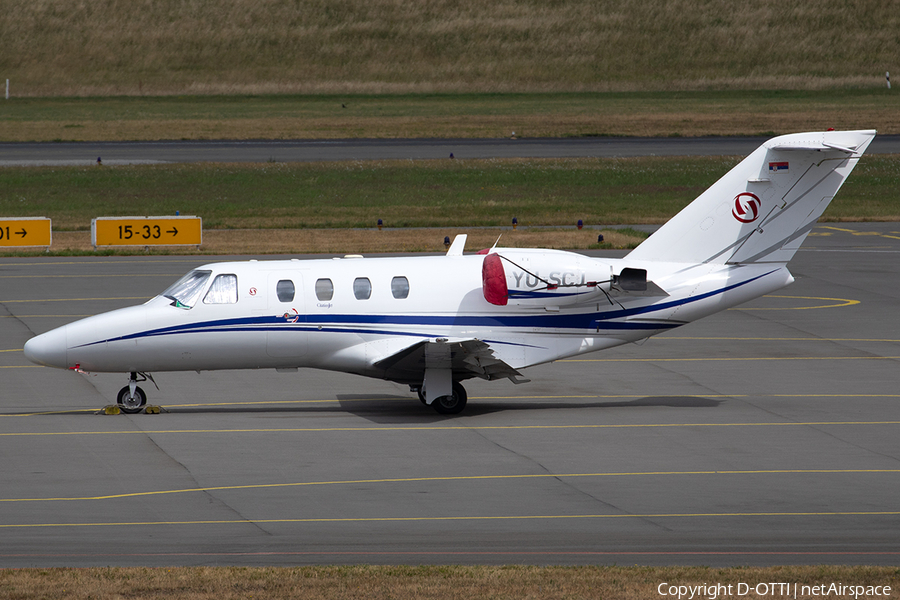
482, 253, 508, 306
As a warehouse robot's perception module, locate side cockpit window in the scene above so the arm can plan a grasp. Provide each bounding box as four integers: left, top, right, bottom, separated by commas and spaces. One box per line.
203, 274, 238, 304
162, 270, 211, 309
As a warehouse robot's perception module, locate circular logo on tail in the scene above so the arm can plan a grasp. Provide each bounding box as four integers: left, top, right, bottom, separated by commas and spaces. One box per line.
732, 192, 761, 223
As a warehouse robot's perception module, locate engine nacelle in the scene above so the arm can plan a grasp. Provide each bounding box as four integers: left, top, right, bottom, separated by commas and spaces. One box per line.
482, 249, 613, 307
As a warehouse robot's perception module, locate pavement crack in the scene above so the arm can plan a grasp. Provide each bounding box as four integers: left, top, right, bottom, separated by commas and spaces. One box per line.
128, 424, 273, 537
468, 427, 674, 532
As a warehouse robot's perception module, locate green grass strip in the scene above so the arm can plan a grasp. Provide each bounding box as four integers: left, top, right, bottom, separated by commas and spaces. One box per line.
0, 155, 900, 230
3, 155, 899, 233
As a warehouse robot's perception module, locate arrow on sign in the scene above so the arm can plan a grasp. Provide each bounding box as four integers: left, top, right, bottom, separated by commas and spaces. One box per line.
16, 229, 26, 238
167, 227, 179, 236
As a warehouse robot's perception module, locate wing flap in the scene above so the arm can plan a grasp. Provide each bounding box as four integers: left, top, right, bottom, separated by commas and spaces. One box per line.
373, 338, 523, 383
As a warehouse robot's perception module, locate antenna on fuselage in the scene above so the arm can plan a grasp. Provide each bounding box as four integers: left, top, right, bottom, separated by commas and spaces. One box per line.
446, 234, 468, 256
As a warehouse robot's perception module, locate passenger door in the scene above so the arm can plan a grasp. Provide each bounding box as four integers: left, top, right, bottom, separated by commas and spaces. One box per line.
266, 273, 307, 358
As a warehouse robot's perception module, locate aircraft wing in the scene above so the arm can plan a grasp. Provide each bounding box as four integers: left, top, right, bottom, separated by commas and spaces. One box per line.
373, 338, 526, 384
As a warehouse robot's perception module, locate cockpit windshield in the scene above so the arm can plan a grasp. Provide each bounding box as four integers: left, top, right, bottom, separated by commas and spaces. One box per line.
161, 270, 212, 309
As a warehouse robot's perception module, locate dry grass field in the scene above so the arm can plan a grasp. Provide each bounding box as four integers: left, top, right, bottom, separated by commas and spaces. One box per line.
1, 565, 898, 600
46, 226, 643, 255
1, 1, 897, 96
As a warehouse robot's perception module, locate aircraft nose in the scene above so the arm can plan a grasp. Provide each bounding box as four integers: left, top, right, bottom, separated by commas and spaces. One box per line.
23, 326, 69, 369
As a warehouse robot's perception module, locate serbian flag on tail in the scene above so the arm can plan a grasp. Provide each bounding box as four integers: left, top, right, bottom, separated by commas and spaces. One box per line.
769, 161, 789, 173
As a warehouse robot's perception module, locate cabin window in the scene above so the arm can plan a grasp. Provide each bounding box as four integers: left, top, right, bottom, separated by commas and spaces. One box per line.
391, 276, 410, 299
203, 274, 238, 304
353, 277, 371, 300
315, 278, 334, 301
276, 279, 295, 302
162, 269, 211, 309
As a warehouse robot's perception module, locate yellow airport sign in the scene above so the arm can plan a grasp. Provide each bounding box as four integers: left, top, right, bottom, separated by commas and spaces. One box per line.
0, 218, 52, 247
92, 216, 202, 248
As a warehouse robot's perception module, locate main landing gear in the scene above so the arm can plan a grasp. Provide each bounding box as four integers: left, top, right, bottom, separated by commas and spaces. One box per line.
415, 381, 468, 415
117, 372, 156, 414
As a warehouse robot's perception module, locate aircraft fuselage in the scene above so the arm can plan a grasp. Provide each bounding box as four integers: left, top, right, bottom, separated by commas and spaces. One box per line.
25, 249, 791, 379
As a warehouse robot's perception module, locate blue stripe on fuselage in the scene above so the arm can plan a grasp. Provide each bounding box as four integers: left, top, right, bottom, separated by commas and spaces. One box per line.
74, 269, 775, 348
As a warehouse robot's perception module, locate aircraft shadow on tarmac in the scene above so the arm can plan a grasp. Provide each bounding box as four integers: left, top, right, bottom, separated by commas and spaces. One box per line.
336, 394, 724, 424
4, 395, 722, 420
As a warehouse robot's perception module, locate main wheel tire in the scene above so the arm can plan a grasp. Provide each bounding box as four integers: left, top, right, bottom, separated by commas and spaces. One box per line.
432, 381, 468, 415
117, 385, 147, 414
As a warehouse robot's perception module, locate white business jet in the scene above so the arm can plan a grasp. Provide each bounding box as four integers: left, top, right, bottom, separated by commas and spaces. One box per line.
24, 130, 875, 414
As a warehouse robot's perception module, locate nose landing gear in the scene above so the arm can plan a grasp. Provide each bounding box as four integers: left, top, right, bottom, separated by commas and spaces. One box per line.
117, 372, 156, 414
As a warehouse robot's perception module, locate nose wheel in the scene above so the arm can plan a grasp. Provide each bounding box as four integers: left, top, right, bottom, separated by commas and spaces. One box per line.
117, 385, 147, 414
117, 372, 155, 414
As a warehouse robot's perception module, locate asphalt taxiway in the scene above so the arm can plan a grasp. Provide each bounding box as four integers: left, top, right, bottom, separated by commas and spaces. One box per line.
2, 134, 900, 166
1, 223, 899, 567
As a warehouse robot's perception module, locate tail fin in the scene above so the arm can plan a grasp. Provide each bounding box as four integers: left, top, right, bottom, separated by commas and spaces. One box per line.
627, 130, 876, 264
